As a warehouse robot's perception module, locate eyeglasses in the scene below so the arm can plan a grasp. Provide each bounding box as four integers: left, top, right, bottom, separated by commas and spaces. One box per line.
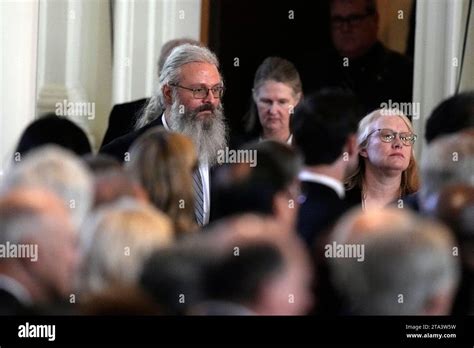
366, 128, 417, 146
331, 12, 374, 28
169, 84, 224, 99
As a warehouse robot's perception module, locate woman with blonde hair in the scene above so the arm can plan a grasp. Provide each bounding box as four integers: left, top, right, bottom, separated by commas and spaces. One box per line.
345, 109, 420, 209
126, 127, 198, 235
80, 199, 174, 297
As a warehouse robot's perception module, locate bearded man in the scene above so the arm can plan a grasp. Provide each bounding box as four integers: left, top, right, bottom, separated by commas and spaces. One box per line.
101, 44, 228, 225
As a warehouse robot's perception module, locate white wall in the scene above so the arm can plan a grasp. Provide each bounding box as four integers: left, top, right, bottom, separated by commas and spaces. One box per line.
36, 0, 112, 151
35, 0, 201, 151
0, 0, 39, 179
112, 0, 202, 105
412, 0, 471, 159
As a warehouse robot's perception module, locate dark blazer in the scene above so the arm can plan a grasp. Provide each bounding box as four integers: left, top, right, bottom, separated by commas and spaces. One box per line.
345, 186, 362, 209
401, 192, 420, 212
100, 98, 149, 148
309, 42, 413, 117
297, 181, 349, 248
346, 186, 420, 211
100, 116, 164, 162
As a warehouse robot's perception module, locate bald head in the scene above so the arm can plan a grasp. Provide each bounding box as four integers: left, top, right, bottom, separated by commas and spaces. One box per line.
331, 207, 417, 243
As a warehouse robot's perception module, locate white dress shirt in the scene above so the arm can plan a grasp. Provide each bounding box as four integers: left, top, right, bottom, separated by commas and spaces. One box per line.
298, 169, 345, 199
162, 114, 210, 224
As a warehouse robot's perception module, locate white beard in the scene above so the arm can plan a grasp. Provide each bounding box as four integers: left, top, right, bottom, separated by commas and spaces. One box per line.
168, 98, 228, 166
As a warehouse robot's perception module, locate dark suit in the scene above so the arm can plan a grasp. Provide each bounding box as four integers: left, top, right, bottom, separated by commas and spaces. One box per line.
100, 116, 164, 162
100, 98, 149, 148
100, 116, 222, 224
297, 181, 350, 316
297, 181, 348, 248
401, 192, 420, 212
308, 42, 413, 117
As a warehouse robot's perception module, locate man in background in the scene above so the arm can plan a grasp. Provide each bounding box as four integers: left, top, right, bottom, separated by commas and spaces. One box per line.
312, 0, 413, 114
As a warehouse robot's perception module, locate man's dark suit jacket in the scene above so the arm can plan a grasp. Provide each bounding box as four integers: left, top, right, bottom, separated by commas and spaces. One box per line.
100, 98, 149, 148
297, 181, 349, 248
100, 115, 164, 162
297, 181, 351, 316
308, 41, 413, 117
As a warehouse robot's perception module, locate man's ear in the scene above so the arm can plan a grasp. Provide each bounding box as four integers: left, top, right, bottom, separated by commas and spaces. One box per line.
163, 85, 173, 105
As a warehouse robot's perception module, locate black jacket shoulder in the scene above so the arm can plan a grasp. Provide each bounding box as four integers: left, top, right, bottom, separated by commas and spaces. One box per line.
101, 98, 149, 148
99, 117, 164, 162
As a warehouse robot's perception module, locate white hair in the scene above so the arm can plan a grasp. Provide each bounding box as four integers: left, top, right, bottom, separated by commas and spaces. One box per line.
0, 206, 51, 246
135, 44, 220, 129
420, 131, 474, 212
1, 145, 93, 228
79, 198, 174, 296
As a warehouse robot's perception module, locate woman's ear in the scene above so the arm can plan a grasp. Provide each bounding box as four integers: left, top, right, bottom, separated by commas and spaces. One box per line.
252, 88, 258, 103
359, 145, 368, 158
295, 92, 302, 106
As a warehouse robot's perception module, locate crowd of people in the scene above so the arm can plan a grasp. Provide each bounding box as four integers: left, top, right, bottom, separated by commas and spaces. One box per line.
0, 0, 473, 317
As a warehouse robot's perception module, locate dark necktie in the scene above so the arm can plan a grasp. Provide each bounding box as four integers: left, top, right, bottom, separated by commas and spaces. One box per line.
192, 167, 205, 226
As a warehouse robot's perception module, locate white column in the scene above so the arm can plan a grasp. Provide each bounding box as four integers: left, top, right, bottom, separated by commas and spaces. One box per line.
36, 0, 95, 147
112, 0, 201, 105
412, 0, 469, 159
459, 2, 474, 91
0, 0, 39, 177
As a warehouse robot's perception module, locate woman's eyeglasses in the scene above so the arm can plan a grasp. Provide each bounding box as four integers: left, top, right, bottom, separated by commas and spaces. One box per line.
367, 128, 417, 146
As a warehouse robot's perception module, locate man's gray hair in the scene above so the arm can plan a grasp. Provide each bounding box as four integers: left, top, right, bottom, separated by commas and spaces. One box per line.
420, 131, 474, 212
1, 145, 93, 228
136, 44, 220, 129
329, 210, 460, 315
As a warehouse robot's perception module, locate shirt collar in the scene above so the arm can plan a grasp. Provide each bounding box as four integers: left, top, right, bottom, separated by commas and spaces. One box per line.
298, 169, 345, 199
161, 113, 170, 131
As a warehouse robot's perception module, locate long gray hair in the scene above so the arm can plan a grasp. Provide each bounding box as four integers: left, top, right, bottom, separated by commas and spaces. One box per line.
135, 44, 220, 129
